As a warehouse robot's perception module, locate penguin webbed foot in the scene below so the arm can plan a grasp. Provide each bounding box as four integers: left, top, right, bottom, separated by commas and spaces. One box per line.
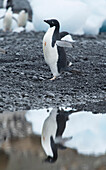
44, 156, 57, 163
50, 76, 56, 81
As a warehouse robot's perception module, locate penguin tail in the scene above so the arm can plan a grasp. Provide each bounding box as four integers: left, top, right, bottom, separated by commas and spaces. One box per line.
65, 63, 82, 75
63, 61, 72, 72
67, 61, 72, 67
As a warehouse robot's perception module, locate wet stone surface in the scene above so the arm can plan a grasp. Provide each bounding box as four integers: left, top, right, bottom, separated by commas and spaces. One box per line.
0, 31, 106, 113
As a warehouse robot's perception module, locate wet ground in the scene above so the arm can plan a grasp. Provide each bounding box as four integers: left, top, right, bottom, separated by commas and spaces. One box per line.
0, 109, 106, 170
0, 135, 106, 170
0, 31, 106, 113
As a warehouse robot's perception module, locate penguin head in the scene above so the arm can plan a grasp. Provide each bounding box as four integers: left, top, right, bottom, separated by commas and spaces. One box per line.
44, 19, 60, 29
6, 7, 12, 14
3, 0, 14, 10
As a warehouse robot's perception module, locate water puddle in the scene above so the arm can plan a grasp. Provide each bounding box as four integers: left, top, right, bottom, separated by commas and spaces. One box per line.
25, 107, 106, 156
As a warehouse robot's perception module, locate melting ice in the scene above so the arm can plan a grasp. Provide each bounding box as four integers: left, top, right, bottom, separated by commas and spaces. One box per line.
0, 0, 106, 34
28, 0, 106, 34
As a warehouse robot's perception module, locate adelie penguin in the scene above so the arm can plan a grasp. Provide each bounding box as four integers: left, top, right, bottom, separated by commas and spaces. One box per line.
0, 0, 17, 32
43, 19, 74, 80
41, 108, 78, 163
17, 8, 28, 28
2, 7, 13, 32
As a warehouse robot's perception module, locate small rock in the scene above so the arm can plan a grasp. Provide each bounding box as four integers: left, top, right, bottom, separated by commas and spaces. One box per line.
20, 72, 25, 76
15, 52, 20, 56
0, 38, 4, 41
39, 76, 45, 80
46, 91, 55, 98
32, 75, 38, 80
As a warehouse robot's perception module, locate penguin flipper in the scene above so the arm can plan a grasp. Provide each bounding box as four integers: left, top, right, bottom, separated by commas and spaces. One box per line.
56, 144, 67, 150
57, 31, 75, 48
55, 136, 72, 150
55, 136, 73, 146
60, 31, 75, 41
56, 40, 73, 48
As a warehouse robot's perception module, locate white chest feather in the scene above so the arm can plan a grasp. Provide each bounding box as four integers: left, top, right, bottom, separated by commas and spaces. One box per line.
3, 9, 12, 31
43, 27, 59, 76
41, 110, 58, 157
18, 11, 28, 27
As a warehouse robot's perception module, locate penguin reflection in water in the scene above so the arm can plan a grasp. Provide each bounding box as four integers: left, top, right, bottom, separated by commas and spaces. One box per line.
41, 108, 76, 163
43, 19, 74, 80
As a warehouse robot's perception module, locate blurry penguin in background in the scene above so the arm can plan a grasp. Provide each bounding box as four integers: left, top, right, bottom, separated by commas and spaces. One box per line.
17, 8, 28, 28
41, 108, 78, 163
3, 7, 13, 31
43, 19, 75, 80
0, 0, 17, 31
3, 0, 13, 10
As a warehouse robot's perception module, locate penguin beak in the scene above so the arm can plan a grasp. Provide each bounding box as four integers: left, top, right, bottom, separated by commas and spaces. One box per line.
44, 20, 48, 24
44, 20, 50, 25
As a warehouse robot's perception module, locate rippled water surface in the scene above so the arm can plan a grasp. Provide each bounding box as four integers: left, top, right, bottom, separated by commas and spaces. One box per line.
0, 107, 106, 170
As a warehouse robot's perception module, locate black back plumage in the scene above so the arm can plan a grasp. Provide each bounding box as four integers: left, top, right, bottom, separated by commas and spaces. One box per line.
56, 108, 80, 137
51, 20, 68, 73
57, 46, 67, 73
6, 0, 13, 10
56, 108, 69, 137
59, 31, 69, 39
